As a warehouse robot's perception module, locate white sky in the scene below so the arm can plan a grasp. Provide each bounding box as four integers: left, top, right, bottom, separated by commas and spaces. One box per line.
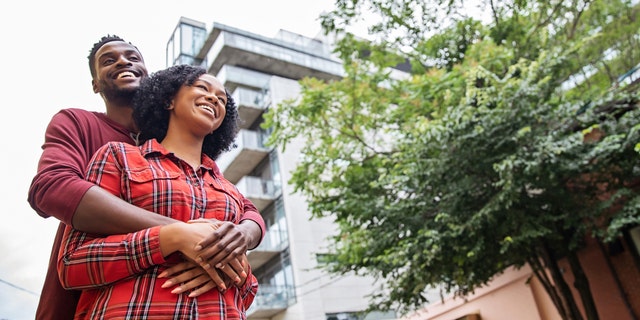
0, 0, 339, 318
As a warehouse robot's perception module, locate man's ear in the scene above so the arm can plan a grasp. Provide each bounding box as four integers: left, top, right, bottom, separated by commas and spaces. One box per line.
92, 79, 99, 93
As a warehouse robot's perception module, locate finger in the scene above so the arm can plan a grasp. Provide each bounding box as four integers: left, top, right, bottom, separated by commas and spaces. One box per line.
161, 266, 200, 289
217, 260, 243, 285
204, 266, 227, 291
188, 281, 217, 297
170, 273, 210, 294
193, 222, 226, 251
198, 223, 247, 267
158, 261, 197, 279
199, 241, 242, 269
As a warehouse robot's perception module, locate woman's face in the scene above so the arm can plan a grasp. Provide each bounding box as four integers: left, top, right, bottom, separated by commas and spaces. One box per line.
169, 73, 227, 137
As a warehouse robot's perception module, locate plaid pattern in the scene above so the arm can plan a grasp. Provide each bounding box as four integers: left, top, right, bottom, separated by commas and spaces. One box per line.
58, 139, 258, 319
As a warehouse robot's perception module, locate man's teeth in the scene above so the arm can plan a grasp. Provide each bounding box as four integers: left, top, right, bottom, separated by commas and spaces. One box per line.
199, 105, 215, 115
117, 71, 135, 79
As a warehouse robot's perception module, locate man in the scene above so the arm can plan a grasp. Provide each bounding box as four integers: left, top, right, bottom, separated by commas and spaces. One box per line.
28, 35, 265, 319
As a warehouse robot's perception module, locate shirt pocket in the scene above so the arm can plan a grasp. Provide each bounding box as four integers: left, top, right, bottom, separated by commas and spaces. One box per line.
127, 168, 180, 182
122, 167, 181, 215
205, 181, 243, 223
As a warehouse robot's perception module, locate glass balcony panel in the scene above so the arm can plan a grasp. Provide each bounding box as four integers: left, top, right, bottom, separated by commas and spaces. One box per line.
236, 176, 276, 212
247, 284, 295, 318
248, 228, 288, 270
232, 87, 266, 128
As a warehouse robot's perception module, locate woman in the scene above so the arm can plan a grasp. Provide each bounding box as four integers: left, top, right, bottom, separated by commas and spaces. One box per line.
58, 64, 257, 319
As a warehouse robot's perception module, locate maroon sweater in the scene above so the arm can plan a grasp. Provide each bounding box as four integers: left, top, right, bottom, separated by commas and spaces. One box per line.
28, 108, 265, 320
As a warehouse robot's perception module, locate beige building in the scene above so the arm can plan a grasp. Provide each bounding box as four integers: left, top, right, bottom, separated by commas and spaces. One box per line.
402, 234, 640, 320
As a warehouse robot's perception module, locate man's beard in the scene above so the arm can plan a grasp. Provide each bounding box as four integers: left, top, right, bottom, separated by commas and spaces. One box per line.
102, 85, 137, 106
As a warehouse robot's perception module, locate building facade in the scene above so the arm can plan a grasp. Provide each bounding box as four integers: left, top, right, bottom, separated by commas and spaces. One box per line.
165, 17, 395, 320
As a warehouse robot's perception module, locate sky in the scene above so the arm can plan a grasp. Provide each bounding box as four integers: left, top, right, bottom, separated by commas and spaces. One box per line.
0, 0, 339, 318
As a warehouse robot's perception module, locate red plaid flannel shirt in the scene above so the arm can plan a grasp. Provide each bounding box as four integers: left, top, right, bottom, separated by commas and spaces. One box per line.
58, 139, 258, 319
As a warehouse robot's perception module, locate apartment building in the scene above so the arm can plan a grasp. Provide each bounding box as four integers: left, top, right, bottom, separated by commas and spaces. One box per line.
165, 17, 396, 320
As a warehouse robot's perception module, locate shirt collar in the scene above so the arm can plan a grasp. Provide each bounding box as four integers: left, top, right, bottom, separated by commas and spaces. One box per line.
140, 139, 221, 175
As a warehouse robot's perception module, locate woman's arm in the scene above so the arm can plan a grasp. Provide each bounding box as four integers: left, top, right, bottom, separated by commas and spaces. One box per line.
56, 143, 170, 289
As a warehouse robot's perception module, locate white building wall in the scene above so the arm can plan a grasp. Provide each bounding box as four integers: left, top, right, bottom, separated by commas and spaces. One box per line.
268, 76, 380, 319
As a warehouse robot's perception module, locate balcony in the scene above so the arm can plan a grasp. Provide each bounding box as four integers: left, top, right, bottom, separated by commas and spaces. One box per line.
199, 22, 344, 86
248, 229, 287, 270
247, 284, 296, 319
232, 87, 267, 129
236, 176, 276, 212
217, 65, 271, 93
217, 129, 270, 184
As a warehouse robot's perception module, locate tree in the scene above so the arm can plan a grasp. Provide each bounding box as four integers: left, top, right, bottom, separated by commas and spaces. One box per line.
263, 0, 640, 318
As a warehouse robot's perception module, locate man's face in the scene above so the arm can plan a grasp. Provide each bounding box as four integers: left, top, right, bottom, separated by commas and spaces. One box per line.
91, 41, 148, 100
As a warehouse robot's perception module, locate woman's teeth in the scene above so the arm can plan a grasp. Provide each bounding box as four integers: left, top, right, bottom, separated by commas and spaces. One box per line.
199, 105, 215, 115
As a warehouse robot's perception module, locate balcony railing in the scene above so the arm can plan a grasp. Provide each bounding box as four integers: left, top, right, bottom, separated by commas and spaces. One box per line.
236, 176, 277, 212
247, 284, 296, 319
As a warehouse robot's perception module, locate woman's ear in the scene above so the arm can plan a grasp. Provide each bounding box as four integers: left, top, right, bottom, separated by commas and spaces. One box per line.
166, 100, 175, 110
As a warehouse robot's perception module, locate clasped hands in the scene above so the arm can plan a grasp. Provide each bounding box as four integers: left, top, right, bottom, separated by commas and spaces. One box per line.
158, 219, 250, 297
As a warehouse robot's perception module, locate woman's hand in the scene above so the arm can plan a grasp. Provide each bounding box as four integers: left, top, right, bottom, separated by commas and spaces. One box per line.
159, 222, 247, 289
158, 261, 219, 297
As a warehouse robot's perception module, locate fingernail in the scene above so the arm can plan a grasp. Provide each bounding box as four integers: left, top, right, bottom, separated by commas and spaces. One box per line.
196, 257, 202, 263
241, 271, 247, 278
202, 263, 211, 269
171, 287, 182, 294
194, 245, 202, 251
189, 292, 197, 298
161, 280, 173, 288
215, 263, 222, 269
158, 271, 167, 278
234, 277, 240, 284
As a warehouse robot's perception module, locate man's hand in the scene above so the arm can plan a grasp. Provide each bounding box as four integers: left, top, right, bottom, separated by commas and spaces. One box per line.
188, 220, 251, 283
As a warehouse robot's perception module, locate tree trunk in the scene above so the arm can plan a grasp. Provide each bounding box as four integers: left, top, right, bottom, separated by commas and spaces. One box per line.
542, 241, 584, 320
529, 254, 570, 319
566, 250, 600, 320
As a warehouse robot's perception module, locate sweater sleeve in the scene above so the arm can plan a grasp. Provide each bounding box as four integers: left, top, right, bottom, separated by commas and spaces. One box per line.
27, 110, 98, 225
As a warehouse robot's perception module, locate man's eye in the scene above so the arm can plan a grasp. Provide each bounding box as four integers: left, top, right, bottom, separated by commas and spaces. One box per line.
103, 59, 115, 65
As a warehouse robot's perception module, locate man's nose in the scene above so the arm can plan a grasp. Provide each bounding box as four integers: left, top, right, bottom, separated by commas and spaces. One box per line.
116, 55, 133, 66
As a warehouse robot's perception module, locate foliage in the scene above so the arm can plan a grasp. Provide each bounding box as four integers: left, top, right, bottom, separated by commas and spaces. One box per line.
263, 0, 640, 317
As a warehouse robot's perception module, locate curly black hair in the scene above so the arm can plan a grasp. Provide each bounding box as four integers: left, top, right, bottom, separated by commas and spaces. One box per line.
132, 64, 239, 160
88, 35, 140, 78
